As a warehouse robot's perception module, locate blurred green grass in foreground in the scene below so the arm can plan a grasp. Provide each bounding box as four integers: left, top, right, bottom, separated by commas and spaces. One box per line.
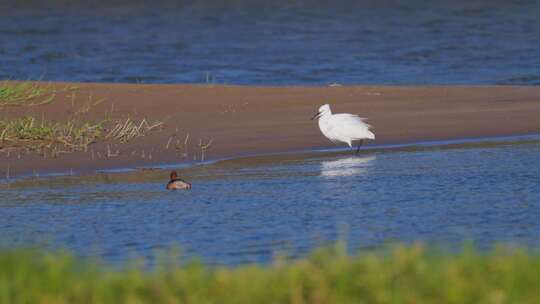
1, 243, 540, 303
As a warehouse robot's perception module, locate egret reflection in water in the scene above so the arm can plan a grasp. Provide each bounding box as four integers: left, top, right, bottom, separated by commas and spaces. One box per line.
319, 155, 376, 178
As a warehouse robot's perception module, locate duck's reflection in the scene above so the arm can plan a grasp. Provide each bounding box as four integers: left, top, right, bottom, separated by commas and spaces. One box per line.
320, 155, 376, 178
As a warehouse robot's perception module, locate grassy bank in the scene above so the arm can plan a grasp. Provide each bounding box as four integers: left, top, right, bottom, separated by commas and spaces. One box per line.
2, 244, 540, 303
0, 81, 164, 157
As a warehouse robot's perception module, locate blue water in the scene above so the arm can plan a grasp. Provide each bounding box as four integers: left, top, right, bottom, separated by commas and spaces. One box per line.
1, 1, 540, 85
1, 141, 540, 265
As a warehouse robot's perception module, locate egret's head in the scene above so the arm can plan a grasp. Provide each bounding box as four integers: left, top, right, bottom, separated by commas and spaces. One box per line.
311, 104, 332, 120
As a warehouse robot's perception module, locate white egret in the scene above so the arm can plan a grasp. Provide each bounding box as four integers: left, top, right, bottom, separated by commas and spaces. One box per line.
311, 104, 375, 153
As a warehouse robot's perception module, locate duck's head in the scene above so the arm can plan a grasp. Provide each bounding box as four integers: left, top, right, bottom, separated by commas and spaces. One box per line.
311, 104, 332, 120
170, 171, 178, 180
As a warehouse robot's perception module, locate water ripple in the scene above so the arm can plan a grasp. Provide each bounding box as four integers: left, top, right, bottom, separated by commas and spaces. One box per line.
1, 1, 540, 84
1, 142, 540, 265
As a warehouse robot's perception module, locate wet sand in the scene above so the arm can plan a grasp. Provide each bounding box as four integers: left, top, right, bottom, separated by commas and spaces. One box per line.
1, 82, 540, 178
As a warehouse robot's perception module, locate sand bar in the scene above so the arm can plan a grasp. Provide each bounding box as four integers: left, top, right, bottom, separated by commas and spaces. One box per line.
1, 82, 540, 178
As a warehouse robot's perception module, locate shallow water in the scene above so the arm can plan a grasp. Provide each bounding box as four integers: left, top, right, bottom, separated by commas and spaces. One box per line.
1, 141, 540, 265
1, 1, 540, 85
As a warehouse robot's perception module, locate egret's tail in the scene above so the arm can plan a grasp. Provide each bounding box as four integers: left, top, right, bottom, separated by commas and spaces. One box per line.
366, 130, 375, 140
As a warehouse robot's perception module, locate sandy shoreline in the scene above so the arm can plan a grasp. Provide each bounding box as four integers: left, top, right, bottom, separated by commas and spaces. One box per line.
1, 82, 540, 178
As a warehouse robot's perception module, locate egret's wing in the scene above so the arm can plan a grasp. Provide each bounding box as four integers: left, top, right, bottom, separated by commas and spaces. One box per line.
318, 118, 342, 144
331, 114, 372, 128
330, 114, 375, 140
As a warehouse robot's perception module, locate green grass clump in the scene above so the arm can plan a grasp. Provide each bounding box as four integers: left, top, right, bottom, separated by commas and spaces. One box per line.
1, 244, 540, 303
0, 116, 104, 151
0, 81, 79, 107
0, 82, 57, 106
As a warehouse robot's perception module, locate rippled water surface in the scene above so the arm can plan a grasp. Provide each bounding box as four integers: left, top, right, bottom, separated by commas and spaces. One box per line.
1, 141, 540, 265
1, 1, 540, 85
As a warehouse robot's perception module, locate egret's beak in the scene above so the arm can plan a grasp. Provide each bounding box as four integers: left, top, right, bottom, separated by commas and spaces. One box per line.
311, 112, 321, 120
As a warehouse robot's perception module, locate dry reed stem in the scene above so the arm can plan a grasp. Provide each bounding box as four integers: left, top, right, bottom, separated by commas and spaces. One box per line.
106, 117, 163, 143
198, 138, 213, 162
165, 136, 173, 149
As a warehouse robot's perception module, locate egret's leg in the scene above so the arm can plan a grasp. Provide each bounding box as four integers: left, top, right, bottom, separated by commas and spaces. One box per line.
355, 140, 364, 154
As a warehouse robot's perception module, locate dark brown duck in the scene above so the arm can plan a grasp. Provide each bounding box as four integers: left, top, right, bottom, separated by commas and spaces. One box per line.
166, 171, 192, 190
